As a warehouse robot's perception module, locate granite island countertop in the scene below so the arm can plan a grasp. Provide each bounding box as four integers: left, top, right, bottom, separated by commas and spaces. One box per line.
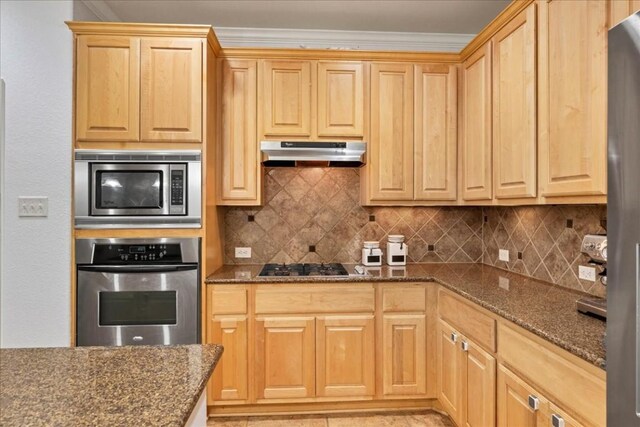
207, 263, 606, 369
0, 344, 223, 427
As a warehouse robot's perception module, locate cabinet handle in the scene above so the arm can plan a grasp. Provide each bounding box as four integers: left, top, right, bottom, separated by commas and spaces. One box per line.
461, 341, 469, 352
450, 332, 458, 343
528, 395, 539, 411
551, 414, 565, 427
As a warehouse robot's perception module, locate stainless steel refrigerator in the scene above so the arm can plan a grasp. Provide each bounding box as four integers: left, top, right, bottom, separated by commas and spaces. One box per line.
608, 11, 640, 426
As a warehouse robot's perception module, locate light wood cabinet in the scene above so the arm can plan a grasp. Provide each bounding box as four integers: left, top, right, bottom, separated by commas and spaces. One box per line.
210, 317, 249, 402
414, 64, 457, 201
538, 0, 607, 197
497, 364, 545, 427
610, 0, 640, 28
316, 315, 375, 397
382, 314, 426, 396
255, 316, 316, 400
218, 59, 260, 205
317, 61, 364, 137
261, 60, 313, 137
492, 3, 537, 199
438, 319, 463, 424
461, 42, 493, 201
140, 38, 202, 142
76, 36, 140, 141
369, 63, 414, 201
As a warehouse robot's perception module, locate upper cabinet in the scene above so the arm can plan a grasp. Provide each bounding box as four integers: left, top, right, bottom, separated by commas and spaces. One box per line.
461, 42, 493, 201
140, 38, 202, 142
610, 0, 640, 28
76, 36, 140, 142
492, 3, 537, 199
317, 61, 365, 137
537, 0, 607, 198
73, 29, 205, 145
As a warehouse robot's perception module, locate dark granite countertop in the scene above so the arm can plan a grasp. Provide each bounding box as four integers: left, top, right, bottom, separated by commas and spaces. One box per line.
207, 263, 606, 369
0, 344, 223, 427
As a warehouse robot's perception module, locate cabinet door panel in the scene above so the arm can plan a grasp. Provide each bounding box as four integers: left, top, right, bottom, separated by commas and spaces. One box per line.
255, 317, 315, 400
140, 38, 202, 142
369, 63, 414, 201
316, 315, 375, 397
414, 64, 457, 201
461, 43, 493, 201
547, 402, 585, 427
219, 59, 259, 204
538, 0, 607, 196
493, 4, 537, 199
382, 314, 426, 396
497, 365, 546, 427
209, 317, 248, 402
438, 319, 463, 425
262, 60, 312, 137
76, 36, 139, 142
318, 62, 364, 137
464, 340, 496, 427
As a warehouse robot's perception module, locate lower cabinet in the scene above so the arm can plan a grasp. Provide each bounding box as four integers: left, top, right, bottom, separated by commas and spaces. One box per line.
438, 319, 496, 427
382, 314, 427, 396
209, 317, 248, 402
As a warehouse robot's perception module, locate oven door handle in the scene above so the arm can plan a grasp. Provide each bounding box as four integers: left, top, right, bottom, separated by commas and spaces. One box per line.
77, 264, 198, 274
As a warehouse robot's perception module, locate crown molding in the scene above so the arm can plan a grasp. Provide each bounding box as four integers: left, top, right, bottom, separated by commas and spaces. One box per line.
79, 0, 121, 22
214, 27, 473, 52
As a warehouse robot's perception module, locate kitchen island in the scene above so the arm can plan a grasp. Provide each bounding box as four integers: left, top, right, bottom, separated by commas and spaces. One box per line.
0, 344, 223, 427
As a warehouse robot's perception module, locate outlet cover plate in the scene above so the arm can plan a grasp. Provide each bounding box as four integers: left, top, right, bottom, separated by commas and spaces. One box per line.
235, 247, 251, 258
578, 265, 596, 282
499, 249, 510, 262
18, 196, 48, 217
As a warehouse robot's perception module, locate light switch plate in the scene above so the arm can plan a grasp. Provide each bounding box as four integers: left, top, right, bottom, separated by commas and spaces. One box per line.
578, 265, 596, 282
235, 247, 251, 258
18, 196, 48, 217
499, 249, 510, 262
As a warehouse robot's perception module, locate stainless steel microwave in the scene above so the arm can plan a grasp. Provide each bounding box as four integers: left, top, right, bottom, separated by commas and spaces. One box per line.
74, 150, 201, 229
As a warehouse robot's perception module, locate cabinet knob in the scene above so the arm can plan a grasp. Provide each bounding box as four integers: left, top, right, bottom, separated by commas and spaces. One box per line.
450, 332, 458, 343
528, 395, 539, 411
461, 341, 469, 352
551, 414, 565, 427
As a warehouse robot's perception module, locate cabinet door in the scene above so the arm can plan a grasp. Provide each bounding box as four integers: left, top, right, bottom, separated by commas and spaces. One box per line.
438, 319, 463, 425
219, 59, 259, 204
140, 38, 202, 142
317, 61, 364, 137
414, 64, 457, 201
538, 0, 607, 197
255, 317, 315, 400
316, 315, 375, 397
382, 313, 426, 396
461, 42, 493, 201
546, 403, 585, 427
492, 4, 537, 199
463, 339, 496, 427
209, 317, 248, 402
262, 60, 312, 137
497, 365, 547, 427
369, 63, 414, 201
76, 36, 139, 142
609, 0, 640, 28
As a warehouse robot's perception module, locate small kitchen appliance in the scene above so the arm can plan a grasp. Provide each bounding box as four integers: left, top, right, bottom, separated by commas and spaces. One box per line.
258, 263, 349, 277
576, 234, 607, 319
387, 235, 408, 266
362, 241, 383, 266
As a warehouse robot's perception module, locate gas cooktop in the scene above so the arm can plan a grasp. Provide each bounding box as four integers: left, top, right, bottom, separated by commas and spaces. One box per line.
258, 263, 349, 277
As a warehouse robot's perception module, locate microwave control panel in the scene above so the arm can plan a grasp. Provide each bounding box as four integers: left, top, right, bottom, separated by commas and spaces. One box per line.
169, 165, 186, 214
92, 243, 183, 264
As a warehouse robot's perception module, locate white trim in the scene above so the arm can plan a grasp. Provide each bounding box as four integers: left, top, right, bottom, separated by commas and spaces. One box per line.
79, 0, 120, 22
214, 27, 474, 52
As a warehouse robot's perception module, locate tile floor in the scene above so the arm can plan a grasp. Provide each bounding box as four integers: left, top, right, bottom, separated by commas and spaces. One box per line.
208, 410, 454, 427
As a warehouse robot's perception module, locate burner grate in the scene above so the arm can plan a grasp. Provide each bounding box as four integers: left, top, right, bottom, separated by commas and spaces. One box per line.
258, 263, 348, 277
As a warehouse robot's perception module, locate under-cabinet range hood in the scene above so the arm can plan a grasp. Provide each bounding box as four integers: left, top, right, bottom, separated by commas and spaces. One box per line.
260, 141, 366, 167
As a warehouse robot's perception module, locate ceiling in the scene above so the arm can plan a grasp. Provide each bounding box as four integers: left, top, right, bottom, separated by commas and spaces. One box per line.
101, 0, 510, 34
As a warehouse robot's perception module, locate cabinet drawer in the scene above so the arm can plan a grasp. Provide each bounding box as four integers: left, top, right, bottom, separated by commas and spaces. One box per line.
439, 290, 496, 352
382, 286, 426, 312
255, 286, 375, 314
498, 322, 605, 427
210, 286, 248, 315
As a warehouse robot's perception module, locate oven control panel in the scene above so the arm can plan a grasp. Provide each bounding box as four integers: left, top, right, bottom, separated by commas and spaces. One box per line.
92, 243, 183, 264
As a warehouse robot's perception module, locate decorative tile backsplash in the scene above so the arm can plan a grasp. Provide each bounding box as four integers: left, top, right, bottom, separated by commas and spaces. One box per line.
223, 168, 606, 297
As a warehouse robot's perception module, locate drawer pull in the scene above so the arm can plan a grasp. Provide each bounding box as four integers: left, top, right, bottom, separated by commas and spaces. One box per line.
528, 395, 539, 411
551, 414, 565, 427
461, 341, 469, 352
451, 332, 458, 343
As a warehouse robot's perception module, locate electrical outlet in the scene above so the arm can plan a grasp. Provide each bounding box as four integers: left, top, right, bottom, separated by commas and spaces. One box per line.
235, 247, 251, 258
18, 196, 48, 217
578, 265, 596, 282
499, 249, 510, 262
499, 276, 510, 290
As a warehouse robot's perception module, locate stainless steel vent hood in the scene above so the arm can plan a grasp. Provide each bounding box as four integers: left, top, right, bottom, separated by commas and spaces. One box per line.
260, 141, 366, 167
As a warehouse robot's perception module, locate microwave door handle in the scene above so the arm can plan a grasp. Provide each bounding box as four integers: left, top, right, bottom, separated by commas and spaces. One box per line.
77, 265, 198, 274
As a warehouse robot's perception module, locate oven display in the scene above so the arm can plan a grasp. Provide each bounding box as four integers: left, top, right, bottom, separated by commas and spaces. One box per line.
129, 246, 146, 254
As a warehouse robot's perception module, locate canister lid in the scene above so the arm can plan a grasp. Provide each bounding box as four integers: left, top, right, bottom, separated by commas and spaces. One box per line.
363, 241, 380, 248
387, 235, 405, 243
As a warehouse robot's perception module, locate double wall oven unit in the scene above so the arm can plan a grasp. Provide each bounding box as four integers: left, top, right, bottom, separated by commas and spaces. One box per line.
74, 150, 201, 229
76, 238, 201, 347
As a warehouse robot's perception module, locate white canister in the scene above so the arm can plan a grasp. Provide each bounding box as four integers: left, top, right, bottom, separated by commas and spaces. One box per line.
362, 241, 383, 266
387, 235, 408, 266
